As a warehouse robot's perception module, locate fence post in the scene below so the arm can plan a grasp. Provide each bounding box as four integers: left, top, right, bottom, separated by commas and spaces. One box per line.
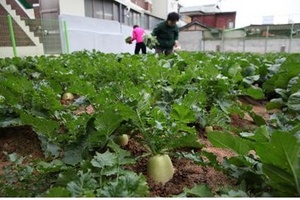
264, 26, 269, 54
7, 15, 17, 57
288, 23, 294, 53
63, 20, 70, 54
221, 29, 224, 52
242, 37, 246, 52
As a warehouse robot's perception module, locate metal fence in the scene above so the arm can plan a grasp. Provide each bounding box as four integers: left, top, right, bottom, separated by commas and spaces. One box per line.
0, 15, 65, 58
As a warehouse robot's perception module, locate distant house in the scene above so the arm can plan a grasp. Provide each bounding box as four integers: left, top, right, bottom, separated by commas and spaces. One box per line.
179, 4, 236, 29
178, 4, 236, 51
179, 21, 220, 38
178, 21, 220, 51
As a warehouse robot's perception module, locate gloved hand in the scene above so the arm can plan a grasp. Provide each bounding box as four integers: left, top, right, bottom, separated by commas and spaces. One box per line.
174, 40, 180, 47
174, 40, 181, 51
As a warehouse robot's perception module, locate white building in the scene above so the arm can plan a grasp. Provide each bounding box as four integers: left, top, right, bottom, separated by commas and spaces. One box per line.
0, 0, 182, 57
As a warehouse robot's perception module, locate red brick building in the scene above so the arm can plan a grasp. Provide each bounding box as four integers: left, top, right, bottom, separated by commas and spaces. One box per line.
180, 4, 236, 29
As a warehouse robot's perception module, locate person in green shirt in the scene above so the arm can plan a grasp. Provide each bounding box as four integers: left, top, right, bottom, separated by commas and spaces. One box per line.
151, 12, 181, 55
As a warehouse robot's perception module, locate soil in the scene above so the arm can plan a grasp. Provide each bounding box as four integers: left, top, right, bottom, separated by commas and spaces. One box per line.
0, 96, 272, 197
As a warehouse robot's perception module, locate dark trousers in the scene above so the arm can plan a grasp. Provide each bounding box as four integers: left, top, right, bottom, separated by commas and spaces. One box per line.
155, 47, 173, 56
135, 42, 147, 54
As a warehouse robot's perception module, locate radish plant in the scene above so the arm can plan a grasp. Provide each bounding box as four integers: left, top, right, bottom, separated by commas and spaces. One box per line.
116, 89, 202, 184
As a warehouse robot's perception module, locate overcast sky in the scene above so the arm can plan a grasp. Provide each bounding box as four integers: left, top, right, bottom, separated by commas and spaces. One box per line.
179, 0, 300, 28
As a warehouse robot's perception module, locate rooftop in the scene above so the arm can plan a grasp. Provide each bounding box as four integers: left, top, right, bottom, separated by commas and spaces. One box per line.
180, 4, 221, 14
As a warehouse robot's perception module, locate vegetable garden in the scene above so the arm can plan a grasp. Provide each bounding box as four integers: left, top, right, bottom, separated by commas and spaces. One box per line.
0, 50, 299, 197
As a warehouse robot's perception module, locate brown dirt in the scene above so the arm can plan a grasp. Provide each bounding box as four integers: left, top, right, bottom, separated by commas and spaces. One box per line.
0, 97, 271, 197
123, 137, 237, 197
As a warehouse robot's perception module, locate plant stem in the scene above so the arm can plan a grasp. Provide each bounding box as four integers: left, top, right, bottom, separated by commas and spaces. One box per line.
136, 109, 157, 155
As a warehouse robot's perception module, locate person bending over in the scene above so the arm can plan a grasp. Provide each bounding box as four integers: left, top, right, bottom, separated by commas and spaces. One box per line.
151, 12, 180, 55
131, 25, 147, 54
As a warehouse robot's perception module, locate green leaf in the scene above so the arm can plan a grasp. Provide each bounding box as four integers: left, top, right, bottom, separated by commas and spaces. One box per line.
67, 170, 97, 197
245, 86, 264, 100
240, 125, 270, 143
91, 150, 118, 168
228, 64, 242, 77
43, 187, 71, 197
248, 110, 266, 126
38, 135, 61, 158
37, 159, 65, 173
171, 103, 195, 123
287, 91, 300, 111
287, 76, 300, 94
178, 184, 214, 197
266, 98, 285, 110
263, 54, 300, 94
19, 110, 59, 136
256, 132, 300, 196
61, 143, 84, 166
222, 190, 249, 197
170, 133, 203, 149
93, 110, 123, 134
0, 117, 22, 127
242, 75, 260, 86
256, 132, 299, 173
98, 171, 149, 197
263, 164, 295, 187
263, 164, 299, 196
108, 142, 136, 165
68, 80, 96, 97
208, 131, 251, 155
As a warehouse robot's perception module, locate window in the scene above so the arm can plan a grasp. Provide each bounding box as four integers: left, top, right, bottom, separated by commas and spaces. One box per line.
123, 6, 131, 25
84, 0, 93, 18
104, 0, 113, 20
228, 21, 234, 29
84, 0, 143, 25
133, 11, 141, 26
113, 2, 120, 21
144, 14, 149, 29
94, 0, 104, 19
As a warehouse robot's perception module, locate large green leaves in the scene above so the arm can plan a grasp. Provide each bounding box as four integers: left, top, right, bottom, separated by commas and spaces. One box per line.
256, 132, 300, 196
208, 131, 252, 155
287, 91, 300, 111
208, 129, 300, 197
263, 54, 300, 95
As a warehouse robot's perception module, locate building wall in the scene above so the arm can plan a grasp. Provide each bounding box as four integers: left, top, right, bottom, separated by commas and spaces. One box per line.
59, 14, 154, 54
179, 31, 203, 51
201, 37, 300, 53
192, 13, 236, 29
215, 13, 235, 29
0, 46, 44, 58
130, 0, 152, 11
59, 0, 85, 16
151, 0, 167, 19
193, 15, 216, 27
166, 0, 179, 13
152, 0, 179, 19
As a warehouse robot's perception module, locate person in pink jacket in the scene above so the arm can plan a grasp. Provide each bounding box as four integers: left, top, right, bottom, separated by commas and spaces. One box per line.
131, 25, 147, 54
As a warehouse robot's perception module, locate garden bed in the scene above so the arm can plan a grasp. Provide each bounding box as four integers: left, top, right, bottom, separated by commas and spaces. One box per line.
0, 97, 269, 197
